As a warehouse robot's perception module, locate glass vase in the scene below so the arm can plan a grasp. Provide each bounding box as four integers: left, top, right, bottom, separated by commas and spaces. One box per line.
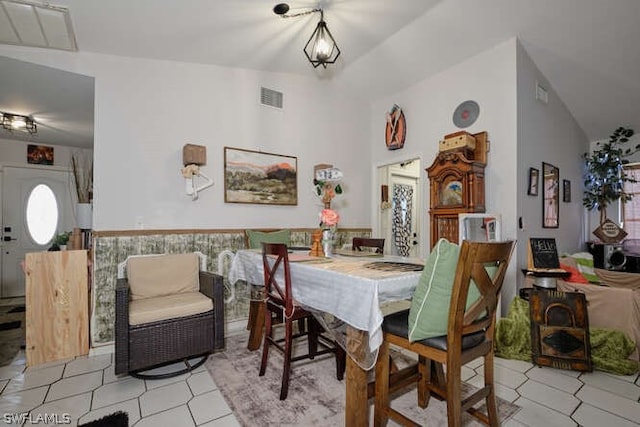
322, 229, 334, 257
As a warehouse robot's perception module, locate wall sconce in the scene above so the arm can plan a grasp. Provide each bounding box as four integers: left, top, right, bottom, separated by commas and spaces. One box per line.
182, 144, 213, 201
1, 112, 37, 135
273, 3, 341, 69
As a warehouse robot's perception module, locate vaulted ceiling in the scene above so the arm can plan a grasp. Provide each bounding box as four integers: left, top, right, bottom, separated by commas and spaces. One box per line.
1, 0, 640, 148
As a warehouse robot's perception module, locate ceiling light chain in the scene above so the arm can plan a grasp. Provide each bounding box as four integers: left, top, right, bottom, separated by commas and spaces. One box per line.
275, 7, 321, 19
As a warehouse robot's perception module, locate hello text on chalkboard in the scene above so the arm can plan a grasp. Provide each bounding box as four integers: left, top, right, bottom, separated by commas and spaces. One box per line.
528, 238, 561, 270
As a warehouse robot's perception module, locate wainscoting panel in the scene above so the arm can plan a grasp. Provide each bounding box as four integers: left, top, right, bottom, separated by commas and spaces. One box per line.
90, 228, 370, 346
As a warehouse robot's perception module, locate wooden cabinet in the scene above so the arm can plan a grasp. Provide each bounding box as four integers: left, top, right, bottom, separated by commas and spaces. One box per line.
24, 250, 89, 366
426, 132, 488, 248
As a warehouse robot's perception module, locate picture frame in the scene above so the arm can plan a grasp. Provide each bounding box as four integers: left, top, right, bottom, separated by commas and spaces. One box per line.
542, 162, 559, 228
224, 147, 297, 205
527, 167, 539, 196
27, 144, 54, 165
563, 179, 571, 203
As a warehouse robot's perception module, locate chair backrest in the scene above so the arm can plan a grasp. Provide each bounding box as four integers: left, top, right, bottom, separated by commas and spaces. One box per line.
448, 240, 515, 346
245, 229, 291, 249
124, 252, 203, 300
117, 251, 207, 279
352, 237, 385, 254
262, 243, 295, 317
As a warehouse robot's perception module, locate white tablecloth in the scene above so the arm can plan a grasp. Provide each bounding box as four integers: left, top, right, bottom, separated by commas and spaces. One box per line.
228, 249, 423, 357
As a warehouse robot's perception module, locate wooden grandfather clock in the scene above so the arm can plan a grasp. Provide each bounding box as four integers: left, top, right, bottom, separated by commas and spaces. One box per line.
427, 131, 488, 248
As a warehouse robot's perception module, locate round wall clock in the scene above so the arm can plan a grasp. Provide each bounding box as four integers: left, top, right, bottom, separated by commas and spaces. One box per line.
452, 100, 479, 128
385, 105, 406, 150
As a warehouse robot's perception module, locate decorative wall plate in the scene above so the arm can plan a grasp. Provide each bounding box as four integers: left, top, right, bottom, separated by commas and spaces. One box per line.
452, 100, 479, 128
385, 104, 406, 150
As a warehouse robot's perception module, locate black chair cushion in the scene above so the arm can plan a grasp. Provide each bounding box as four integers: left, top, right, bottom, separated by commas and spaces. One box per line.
382, 309, 485, 351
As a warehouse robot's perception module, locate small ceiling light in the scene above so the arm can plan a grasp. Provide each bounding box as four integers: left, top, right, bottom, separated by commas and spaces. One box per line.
1, 112, 37, 135
273, 3, 341, 69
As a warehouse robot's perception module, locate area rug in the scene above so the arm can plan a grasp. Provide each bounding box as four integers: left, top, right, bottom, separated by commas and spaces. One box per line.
0, 303, 25, 367
206, 334, 520, 426
78, 411, 128, 427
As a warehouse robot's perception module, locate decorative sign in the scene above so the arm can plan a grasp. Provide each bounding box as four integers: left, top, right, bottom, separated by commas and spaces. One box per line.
592, 218, 627, 244
314, 166, 343, 182
527, 237, 561, 270
385, 104, 406, 150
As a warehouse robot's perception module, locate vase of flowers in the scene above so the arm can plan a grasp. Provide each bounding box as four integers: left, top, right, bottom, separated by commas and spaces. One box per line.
320, 208, 340, 257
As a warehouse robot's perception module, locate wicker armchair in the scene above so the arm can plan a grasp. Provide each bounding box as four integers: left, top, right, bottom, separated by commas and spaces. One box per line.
115, 252, 225, 378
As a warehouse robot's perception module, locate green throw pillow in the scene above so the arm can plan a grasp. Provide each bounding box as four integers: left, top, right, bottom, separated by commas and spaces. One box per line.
570, 252, 600, 283
246, 229, 291, 249
408, 238, 483, 342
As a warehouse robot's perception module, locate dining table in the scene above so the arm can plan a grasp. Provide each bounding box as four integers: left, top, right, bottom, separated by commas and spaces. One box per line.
228, 248, 425, 426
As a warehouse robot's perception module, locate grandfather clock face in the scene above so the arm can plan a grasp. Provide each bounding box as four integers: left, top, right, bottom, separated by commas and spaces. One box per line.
440, 179, 463, 206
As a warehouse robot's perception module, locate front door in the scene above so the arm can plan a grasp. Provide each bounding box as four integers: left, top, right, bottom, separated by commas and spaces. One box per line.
378, 160, 421, 258
1, 165, 74, 297
390, 175, 419, 257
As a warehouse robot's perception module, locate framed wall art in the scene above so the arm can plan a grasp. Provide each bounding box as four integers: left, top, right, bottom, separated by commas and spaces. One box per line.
542, 162, 559, 228
563, 179, 571, 203
527, 167, 539, 196
224, 147, 297, 205
27, 144, 54, 165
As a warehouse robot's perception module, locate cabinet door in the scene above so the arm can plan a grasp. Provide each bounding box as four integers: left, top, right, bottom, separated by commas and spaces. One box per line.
431, 214, 459, 248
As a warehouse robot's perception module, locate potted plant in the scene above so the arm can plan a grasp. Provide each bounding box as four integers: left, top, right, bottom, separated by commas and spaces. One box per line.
582, 127, 639, 225
50, 231, 71, 251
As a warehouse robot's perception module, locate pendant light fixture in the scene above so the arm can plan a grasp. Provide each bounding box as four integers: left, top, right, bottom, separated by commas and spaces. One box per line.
273, 3, 341, 69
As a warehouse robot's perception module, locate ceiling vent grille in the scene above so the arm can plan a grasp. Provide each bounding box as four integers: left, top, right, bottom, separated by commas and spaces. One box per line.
0, 0, 78, 51
261, 87, 283, 109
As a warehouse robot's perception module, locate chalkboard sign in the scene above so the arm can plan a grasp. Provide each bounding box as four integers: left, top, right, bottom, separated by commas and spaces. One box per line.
527, 238, 561, 270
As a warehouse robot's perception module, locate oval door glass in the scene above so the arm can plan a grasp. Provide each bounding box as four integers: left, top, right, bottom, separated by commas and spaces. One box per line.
26, 184, 59, 245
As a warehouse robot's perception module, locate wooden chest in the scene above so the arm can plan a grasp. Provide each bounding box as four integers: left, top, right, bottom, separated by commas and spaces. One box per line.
529, 289, 593, 372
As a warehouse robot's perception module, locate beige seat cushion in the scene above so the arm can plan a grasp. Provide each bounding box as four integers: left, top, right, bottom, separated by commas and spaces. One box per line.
127, 253, 200, 300
129, 291, 213, 325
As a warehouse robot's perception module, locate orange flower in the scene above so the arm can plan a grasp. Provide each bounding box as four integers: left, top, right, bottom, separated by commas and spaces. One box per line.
320, 209, 340, 227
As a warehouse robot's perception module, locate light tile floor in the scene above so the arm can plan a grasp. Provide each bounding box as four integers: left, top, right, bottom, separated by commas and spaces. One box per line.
0, 335, 638, 426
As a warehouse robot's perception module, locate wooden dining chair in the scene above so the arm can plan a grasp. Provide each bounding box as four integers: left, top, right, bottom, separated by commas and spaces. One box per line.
259, 243, 346, 400
374, 240, 515, 427
352, 237, 385, 254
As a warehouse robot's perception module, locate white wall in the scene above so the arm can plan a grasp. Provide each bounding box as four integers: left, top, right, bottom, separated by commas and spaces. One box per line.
0, 47, 371, 230
1, 39, 594, 312
370, 39, 519, 309
0, 138, 90, 168
516, 42, 589, 254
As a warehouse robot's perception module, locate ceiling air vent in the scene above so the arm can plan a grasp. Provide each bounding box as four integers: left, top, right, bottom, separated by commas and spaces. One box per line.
260, 87, 283, 110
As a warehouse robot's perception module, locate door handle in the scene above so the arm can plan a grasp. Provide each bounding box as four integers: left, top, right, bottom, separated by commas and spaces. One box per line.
3, 236, 16, 242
